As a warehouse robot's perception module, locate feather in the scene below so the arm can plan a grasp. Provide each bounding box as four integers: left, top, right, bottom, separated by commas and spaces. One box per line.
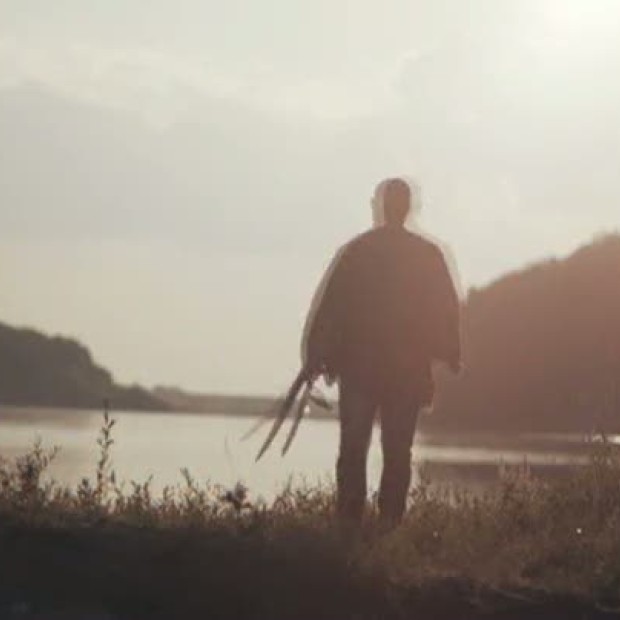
281, 383, 312, 456
255, 368, 308, 461
240, 399, 283, 442
309, 389, 332, 411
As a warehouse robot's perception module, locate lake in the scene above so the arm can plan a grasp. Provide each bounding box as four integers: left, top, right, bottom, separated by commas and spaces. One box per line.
0, 406, 604, 500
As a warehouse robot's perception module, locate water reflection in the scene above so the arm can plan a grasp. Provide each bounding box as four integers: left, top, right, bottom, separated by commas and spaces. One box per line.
0, 406, 600, 500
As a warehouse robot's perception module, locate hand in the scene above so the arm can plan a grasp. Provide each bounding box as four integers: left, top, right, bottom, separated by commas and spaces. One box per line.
304, 360, 331, 385
448, 359, 464, 375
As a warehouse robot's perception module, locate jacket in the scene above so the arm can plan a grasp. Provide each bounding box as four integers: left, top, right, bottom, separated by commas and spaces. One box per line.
302, 226, 461, 402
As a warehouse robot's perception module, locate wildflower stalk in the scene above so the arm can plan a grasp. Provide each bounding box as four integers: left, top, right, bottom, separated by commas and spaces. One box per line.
95, 398, 117, 505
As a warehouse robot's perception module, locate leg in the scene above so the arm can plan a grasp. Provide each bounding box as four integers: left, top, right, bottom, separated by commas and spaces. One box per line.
378, 389, 420, 528
336, 380, 377, 528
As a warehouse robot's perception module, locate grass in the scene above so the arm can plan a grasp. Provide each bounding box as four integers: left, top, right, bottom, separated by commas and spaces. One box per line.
1, 410, 620, 619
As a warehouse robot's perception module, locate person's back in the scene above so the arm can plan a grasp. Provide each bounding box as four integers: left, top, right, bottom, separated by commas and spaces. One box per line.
303, 177, 461, 531
327, 226, 453, 399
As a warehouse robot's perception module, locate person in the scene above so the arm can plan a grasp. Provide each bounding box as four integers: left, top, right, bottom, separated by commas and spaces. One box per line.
302, 177, 461, 531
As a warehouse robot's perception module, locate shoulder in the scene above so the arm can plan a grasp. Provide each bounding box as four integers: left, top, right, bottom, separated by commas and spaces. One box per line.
337, 228, 446, 261
332, 229, 377, 262
401, 229, 446, 261
409, 230, 462, 296
346, 228, 377, 249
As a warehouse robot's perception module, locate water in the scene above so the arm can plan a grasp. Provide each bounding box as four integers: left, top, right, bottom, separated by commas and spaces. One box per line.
0, 406, 598, 500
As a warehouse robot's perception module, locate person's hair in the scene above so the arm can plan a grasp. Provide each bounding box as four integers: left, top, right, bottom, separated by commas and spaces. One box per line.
382, 178, 411, 225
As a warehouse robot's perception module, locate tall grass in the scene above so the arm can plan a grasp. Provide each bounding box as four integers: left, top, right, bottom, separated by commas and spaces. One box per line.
1, 412, 619, 619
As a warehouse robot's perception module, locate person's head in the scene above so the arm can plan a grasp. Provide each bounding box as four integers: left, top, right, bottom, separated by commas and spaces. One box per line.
372, 177, 419, 227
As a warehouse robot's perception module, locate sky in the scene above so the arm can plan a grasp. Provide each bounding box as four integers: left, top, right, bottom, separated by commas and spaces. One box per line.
1, 0, 620, 394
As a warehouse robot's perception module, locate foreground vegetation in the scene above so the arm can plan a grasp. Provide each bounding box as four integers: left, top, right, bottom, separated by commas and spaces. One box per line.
1, 414, 620, 619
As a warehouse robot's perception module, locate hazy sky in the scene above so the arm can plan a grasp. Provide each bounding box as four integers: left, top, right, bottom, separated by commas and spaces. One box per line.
1, 0, 619, 394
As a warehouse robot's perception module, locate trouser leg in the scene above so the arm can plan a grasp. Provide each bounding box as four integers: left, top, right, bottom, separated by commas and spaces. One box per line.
378, 390, 419, 527
336, 381, 376, 526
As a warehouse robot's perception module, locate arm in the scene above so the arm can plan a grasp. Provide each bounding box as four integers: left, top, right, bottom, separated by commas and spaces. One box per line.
301, 245, 349, 377
428, 246, 462, 373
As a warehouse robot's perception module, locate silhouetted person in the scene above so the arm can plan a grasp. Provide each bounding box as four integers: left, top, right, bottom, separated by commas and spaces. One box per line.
303, 178, 461, 531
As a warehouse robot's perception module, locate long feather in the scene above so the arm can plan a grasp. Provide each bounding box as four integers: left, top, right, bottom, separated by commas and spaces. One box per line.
309, 389, 333, 411
240, 398, 283, 442
281, 382, 312, 456
255, 368, 307, 461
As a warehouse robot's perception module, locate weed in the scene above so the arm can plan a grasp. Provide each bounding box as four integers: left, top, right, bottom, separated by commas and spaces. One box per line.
0, 413, 619, 618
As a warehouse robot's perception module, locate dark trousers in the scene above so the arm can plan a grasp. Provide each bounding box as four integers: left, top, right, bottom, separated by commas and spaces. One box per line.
337, 379, 420, 528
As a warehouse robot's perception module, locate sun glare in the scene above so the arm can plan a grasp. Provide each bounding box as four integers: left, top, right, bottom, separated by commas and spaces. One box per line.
541, 0, 619, 43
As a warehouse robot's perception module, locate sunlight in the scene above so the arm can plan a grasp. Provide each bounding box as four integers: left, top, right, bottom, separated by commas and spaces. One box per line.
544, 1, 605, 30
540, 0, 619, 48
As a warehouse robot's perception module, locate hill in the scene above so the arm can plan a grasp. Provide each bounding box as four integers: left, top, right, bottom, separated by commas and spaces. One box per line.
433, 233, 620, 432
152, 385, 331, 418
0, 322, 167, 411
2, 234, 619, 428
153, 385, 275, 416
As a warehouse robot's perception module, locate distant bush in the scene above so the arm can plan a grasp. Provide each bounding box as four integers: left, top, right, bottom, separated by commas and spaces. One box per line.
0, 321, 167, 411
435, 233, 620, 432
